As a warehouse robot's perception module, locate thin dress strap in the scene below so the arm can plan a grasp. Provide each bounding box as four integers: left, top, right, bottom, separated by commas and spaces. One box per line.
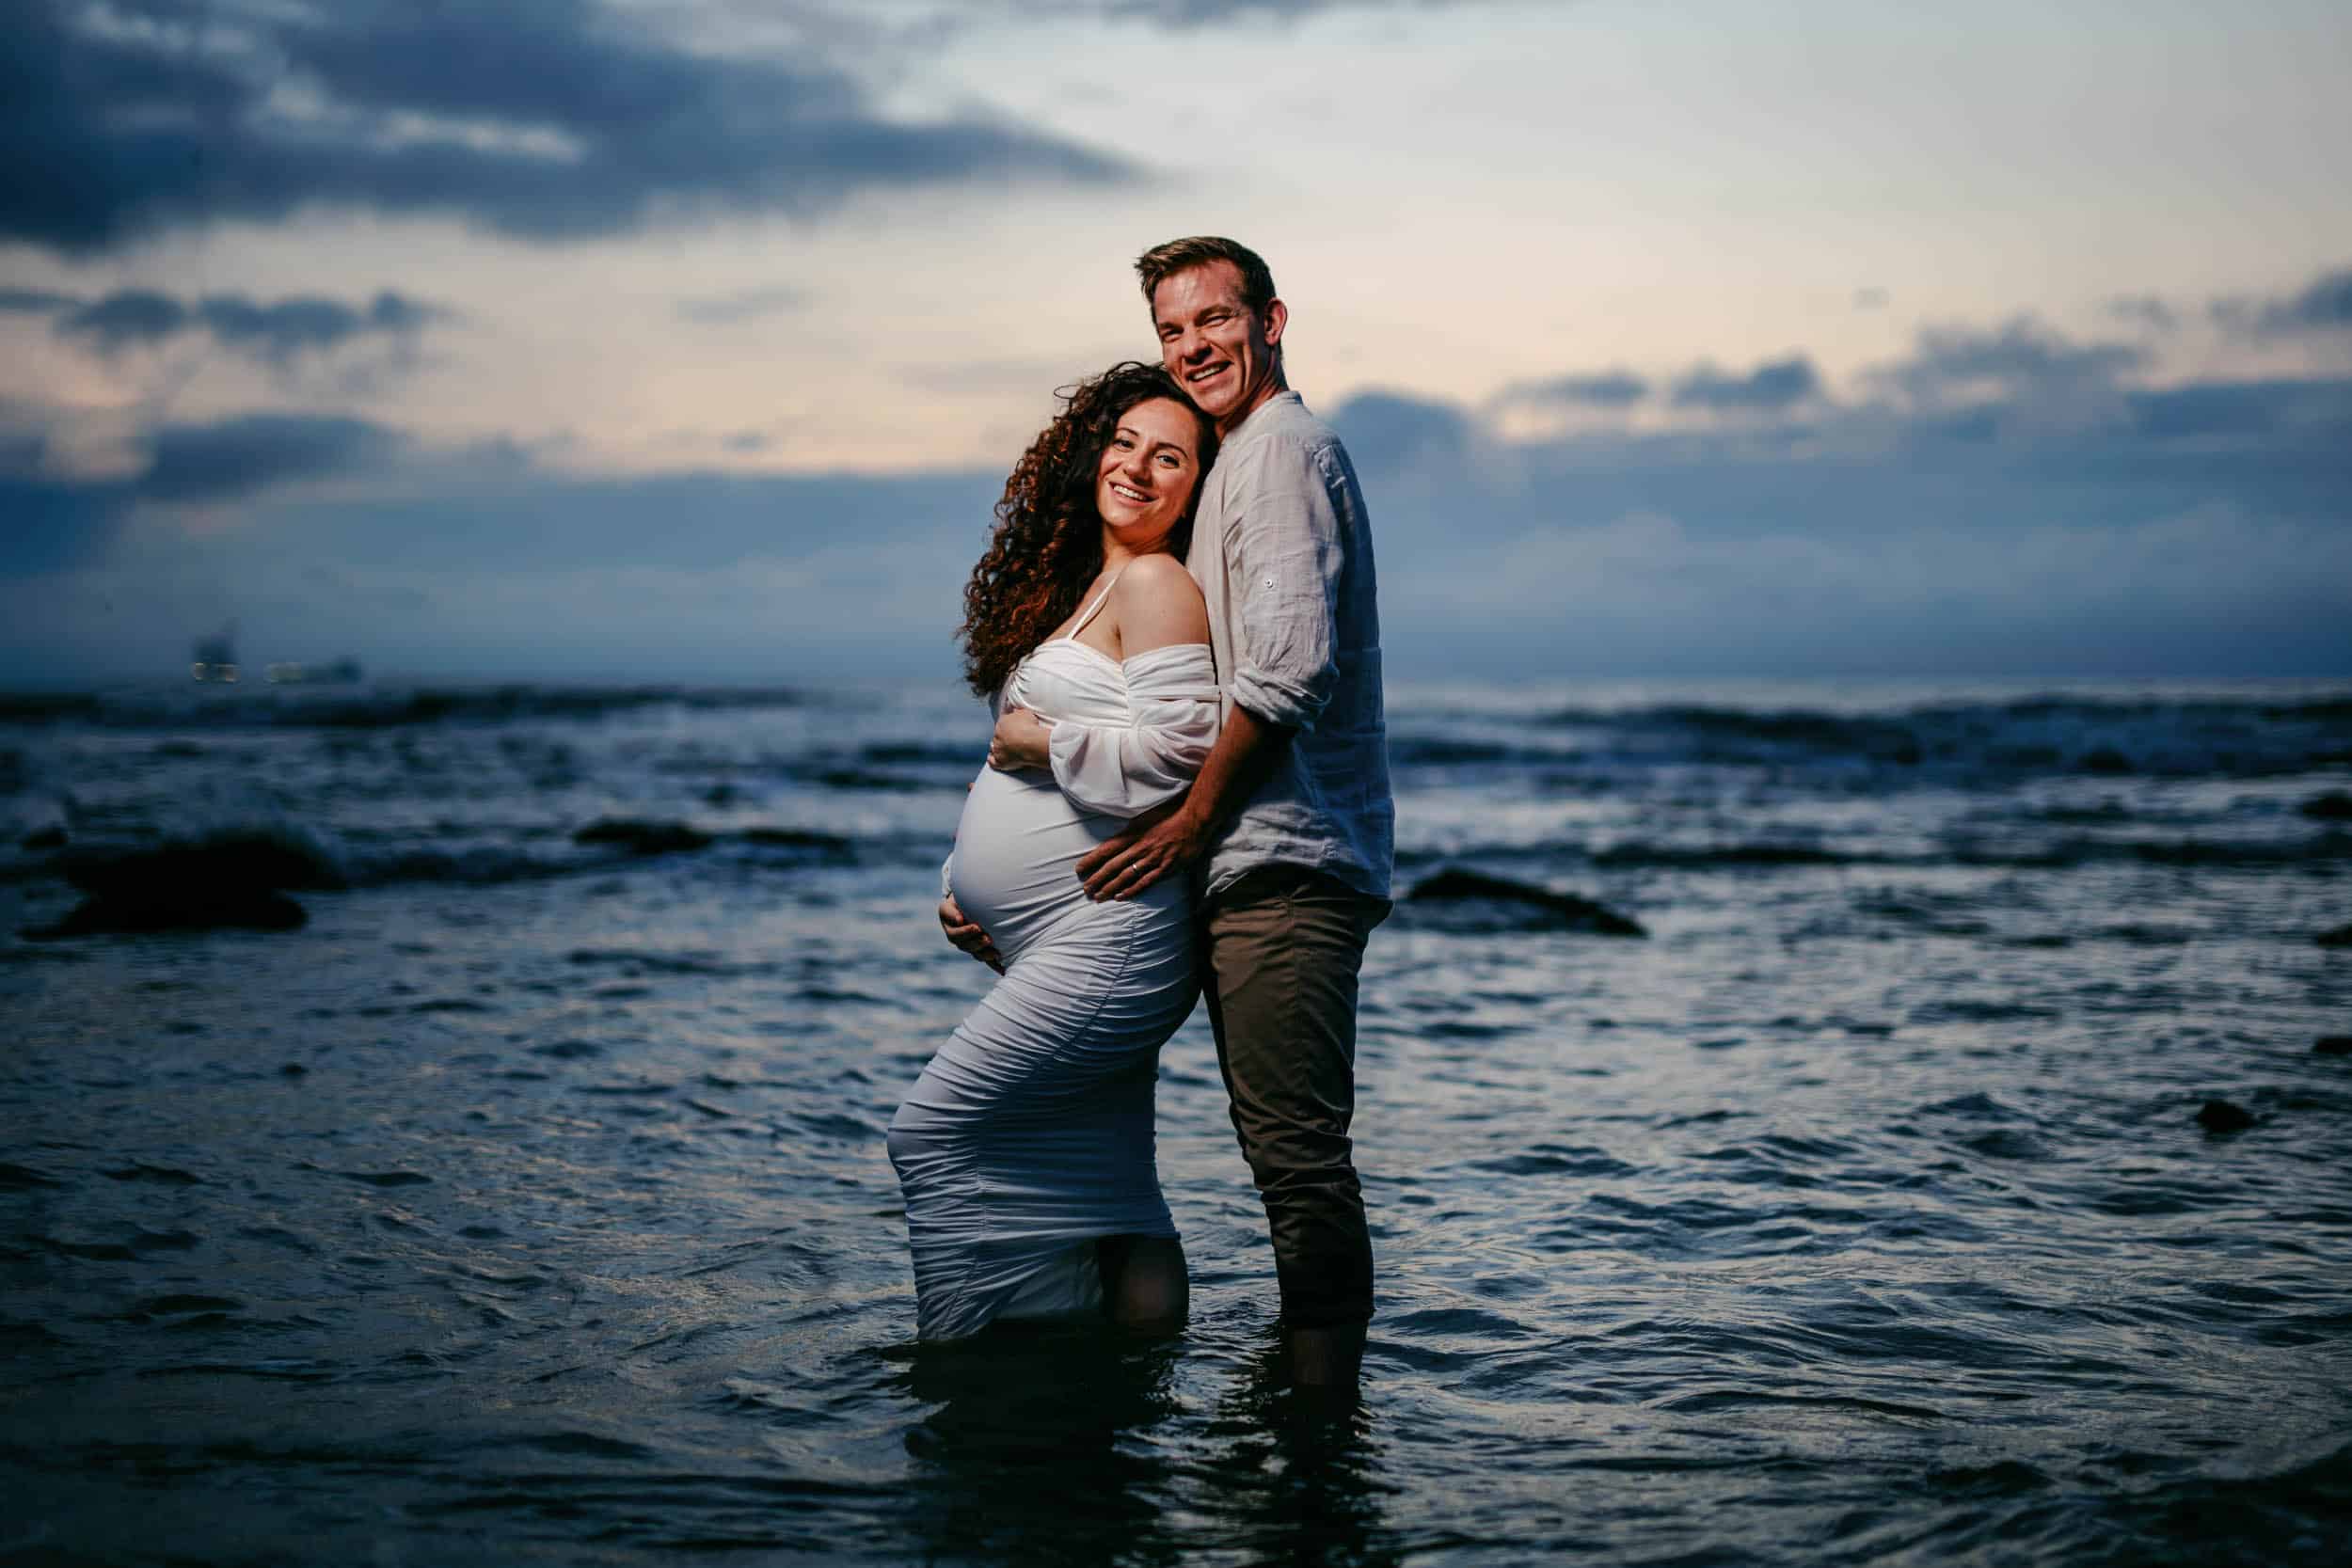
1064, 569, 1123, 640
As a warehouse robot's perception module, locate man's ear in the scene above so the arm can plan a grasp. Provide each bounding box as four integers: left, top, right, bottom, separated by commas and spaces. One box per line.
1261, 297, 1288, 350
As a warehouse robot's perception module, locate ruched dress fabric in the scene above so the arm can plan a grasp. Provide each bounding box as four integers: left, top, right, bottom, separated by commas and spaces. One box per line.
889, 586, 1220, 1342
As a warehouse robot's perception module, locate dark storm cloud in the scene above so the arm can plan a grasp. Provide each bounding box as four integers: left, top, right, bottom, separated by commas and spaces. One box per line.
52, 287, 445, 364
196, 292, 444, 365
1868, 318, 2146, 406
0, 404, 413, 577
57, 290, 189, 351
1327, 390, 1471, 476
1669, 356, 1820, 413
1, 0, 1133, 253
2213, 264, 2352, 338
2123, 377, 2352, 443
1502, 371, 1649, 409
0, 288, 82, 315
138, 413, 405, 504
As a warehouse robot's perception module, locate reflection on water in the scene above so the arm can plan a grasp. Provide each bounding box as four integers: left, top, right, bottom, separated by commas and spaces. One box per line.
894, 1323, 1396, 1568
897, 1325, 1188, 1565
1193, 1343, 1397, 1568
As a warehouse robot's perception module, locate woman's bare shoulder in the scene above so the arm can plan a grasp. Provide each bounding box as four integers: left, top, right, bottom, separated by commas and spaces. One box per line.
1117, 551, 1202, 603
1115, 552, 1209, 650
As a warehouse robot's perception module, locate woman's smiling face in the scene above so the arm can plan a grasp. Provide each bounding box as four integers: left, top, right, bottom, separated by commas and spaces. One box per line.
1093, 396, 1204, 552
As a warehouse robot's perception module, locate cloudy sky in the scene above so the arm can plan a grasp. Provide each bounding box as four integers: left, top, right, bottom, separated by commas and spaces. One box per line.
4, 0, 2348, 684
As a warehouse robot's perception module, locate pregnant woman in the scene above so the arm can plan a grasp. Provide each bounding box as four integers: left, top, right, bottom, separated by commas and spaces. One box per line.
888, 362, 1221, 1342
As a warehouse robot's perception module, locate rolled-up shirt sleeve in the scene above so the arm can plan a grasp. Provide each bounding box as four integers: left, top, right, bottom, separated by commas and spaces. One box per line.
1226, 437, 1343, 732
1044, 644, 1221, 817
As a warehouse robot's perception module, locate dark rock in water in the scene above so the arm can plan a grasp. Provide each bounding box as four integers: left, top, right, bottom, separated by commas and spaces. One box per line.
574, 818, 712, 855
2314, 1036, 2352, 1056
2080, 747, 2135, 774
2316, 924, 2352, 949
2195, 1099, 2258, 1134
1406, 869, 1646, 937
26, 889, 308, 940
2301, 791, 2352, 821
31, 826, 335, 939
62, 826, 346, 898
20, 825, 66, 850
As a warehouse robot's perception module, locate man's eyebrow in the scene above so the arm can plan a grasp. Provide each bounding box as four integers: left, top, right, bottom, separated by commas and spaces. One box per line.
1153, 299, 1238, 330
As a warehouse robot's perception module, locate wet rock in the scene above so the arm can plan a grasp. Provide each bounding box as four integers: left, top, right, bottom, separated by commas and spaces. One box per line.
2316, 924, 2352, 949
2080, 747, 2135, 774
61, 826, 345, 898
27, 890, 308, 939
26, 825, 340, 940
2300, 791, 2352, 821
2314, 1036, 2352, 1056
1405, 869, 1646, 937
573, 817, 712, 855
2195, 1099, 2258, 1134
20, 825, 66, 850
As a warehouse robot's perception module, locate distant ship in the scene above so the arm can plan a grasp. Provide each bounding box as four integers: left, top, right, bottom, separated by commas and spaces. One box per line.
189, 622, 362, 685
190, 623, 239, 683
265, 657, 364, 685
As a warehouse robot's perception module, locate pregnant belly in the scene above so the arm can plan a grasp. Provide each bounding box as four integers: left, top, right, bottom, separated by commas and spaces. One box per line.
948, 768, 1180, 960
947, 768, 1109, 958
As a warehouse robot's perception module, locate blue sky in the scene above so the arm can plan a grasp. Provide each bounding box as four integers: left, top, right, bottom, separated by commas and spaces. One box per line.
2, 0, 2347, 682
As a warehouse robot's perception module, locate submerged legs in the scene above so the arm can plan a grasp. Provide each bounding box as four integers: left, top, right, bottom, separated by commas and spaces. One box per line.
1098, 1233, 1189, 1334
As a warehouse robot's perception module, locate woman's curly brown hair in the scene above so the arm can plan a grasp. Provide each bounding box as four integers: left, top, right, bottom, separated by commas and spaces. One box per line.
959, 361, 1216, 697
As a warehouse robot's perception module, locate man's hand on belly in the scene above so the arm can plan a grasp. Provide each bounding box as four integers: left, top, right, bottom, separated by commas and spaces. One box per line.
1077, 800, 1210, 902
1075, 699, 1291, 901
938, 895, 1003, 973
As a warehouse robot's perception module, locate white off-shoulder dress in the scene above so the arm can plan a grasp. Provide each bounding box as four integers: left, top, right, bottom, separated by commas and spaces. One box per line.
888, 576, 1219, 1340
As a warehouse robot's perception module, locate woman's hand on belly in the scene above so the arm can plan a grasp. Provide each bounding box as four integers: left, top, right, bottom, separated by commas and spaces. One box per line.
937, 893, 1003, 974
989, 705, 1053, 772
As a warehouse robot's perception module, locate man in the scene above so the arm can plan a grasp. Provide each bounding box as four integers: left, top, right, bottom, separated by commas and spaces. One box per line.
1079, 235, 1394, 1391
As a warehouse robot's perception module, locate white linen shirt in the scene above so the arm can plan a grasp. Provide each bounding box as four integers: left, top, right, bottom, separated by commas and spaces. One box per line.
1186, 391, 1393, 902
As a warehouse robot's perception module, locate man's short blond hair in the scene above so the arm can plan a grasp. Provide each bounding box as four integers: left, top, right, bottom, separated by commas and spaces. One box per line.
1135, 236, 1278, 318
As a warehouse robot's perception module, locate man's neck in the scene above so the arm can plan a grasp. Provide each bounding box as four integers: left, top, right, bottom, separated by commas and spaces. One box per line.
1216, 372, 1289, 439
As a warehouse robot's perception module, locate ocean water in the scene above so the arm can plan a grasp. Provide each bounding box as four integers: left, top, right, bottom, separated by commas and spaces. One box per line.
3, 675, 2349, 1565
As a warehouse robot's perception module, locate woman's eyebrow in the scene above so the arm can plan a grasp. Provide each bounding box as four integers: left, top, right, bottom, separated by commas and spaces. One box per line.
1111, 423, 1190, 459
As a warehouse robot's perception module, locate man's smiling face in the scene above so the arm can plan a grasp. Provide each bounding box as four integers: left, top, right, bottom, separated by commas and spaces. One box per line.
1150, 260, 1287, 434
